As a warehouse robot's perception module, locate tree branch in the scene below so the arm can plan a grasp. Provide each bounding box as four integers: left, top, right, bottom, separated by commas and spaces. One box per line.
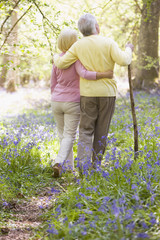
133, 0, 142, 13
0, 5, 32, 50
0, 0, 21, 34
32, 1, 59, 32
42, 20, 54, 64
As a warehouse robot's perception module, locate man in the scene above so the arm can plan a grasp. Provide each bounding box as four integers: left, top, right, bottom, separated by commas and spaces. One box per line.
54, 13, 133, 171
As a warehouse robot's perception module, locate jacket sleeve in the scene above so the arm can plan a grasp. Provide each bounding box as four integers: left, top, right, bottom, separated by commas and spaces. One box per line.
110, 40, 132, 66
54, 44, 78, 69
50, 64, 57, 93
75, 60, 96, 80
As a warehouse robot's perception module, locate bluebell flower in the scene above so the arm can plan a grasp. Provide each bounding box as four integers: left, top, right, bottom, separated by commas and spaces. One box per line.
150, 194, 156, 203
55, 204, 61, 215
98, 204, 107, 213
119, 195, 126, 205
84, 209, 93, 214
131, 184, 137, 189
81, 227, 87, 235
89, 221, 96, 228
137, 233, 149, 238
132, 194, 139, 201
105, 218, 112, 226
51, 187, 60, 193
75, 202, 83, 209
47, 228, 58, 235
103, 196, 110, 202
150, 218, 157, 225
111, 200, 120, 218
141, 222, 148, 229
126, 221, 135, 233
39, 205, 43, 209
125, 209, 134, 220
2, 201, 8, 206
78, 214, 85, 223
102, 170, 109, 178
63, 217, 68, 223
47, 224, 58, 235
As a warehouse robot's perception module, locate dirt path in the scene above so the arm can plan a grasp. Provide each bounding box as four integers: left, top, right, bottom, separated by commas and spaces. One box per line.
0, 198, 42, 240
0, 184, 65, 240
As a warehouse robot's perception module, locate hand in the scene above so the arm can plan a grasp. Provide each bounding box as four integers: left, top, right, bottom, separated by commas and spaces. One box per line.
104, 70, 113, 79
96, 70, 113, 79
125, 42, 134, 51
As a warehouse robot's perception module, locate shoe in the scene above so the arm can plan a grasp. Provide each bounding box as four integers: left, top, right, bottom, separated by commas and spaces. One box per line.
53, 163, 62, 178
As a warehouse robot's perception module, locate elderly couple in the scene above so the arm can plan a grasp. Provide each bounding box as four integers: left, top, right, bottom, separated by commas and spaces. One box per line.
51, 13, 133, 177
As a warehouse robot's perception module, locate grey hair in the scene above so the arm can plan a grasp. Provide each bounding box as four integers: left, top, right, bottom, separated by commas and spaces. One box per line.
78, 13, 97, 36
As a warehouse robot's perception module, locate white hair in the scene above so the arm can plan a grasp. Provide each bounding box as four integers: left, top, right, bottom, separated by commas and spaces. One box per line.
78, 13, 97, 36
58, 28, 77, 52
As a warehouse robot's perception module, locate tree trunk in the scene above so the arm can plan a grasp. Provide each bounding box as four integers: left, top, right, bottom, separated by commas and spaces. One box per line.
0, 53, 10, 88
135, 0, 160, 89
6, 5, 19, 92
0, 1, 19, 92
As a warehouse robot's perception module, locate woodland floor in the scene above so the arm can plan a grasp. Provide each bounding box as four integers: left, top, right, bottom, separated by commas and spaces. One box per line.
0, 77, 129, 117
0, 78, 129, 240
0, 185, 65, 240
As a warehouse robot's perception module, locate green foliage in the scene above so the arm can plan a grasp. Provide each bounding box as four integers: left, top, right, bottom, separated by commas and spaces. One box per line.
0, 0, 143, 84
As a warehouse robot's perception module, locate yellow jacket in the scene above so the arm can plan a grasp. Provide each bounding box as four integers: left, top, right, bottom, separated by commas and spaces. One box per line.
54, 35, 132, 97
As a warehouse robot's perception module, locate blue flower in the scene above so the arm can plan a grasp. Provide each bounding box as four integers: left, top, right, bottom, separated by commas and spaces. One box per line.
102, 170, 109, 178
137, 233, 149, 238
63, 217, 68, 223
84, 209, 93, 214
75, 202, 83, 209
111, 200, 120, 218
150, 218, 157, 225
131, 184, 137, 189
51, 187, 60, 193
105, 218, 112, 226
103, 196, 110, 202
89, 221, 96, 228
55, 204, 61, 215
81, 227, 87, 235
47, 224, 58, 235
119, 195, 126, 204
78, 214, 85, 223
126, 221, 135, 233
125, 209, 134, 220
132, 194, 139, 201
141, 222, 148, 229
2, 201, 8, 206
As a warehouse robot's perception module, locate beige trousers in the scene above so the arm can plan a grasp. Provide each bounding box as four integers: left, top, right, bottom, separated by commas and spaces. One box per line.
51, 101, 80, 170
77, 96, 116, 167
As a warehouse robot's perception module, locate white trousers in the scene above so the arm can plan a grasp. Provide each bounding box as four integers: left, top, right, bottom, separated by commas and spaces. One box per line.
51, 101, 80, 170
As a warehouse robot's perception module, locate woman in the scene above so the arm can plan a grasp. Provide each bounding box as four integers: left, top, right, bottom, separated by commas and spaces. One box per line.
51, 28, 113, 177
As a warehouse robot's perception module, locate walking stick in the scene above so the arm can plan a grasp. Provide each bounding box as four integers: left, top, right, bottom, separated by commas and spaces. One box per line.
128, 64, 139, 160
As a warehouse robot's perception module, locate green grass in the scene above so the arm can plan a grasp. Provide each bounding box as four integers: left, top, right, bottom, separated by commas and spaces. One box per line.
0, 91, 160, 239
